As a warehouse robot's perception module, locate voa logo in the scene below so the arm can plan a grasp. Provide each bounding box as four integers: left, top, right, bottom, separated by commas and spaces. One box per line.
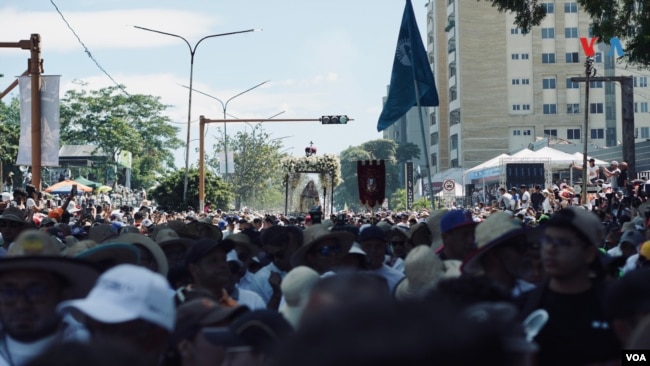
624, 353, 647, 362
580, 37, 625, 57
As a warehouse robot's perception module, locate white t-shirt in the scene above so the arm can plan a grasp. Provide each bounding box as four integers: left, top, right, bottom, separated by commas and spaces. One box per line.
520, 191, 531, 209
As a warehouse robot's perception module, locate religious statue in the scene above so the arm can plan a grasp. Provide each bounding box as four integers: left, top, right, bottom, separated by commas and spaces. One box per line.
299, 180, 320, 213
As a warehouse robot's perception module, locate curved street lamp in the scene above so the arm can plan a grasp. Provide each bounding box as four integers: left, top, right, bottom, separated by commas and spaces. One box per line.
134, 25, 260, 204
180, 81, 271, 178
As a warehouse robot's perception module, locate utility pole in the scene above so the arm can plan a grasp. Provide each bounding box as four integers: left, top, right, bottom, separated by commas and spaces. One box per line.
0, 34, 43, 190
570, 75, 635, 181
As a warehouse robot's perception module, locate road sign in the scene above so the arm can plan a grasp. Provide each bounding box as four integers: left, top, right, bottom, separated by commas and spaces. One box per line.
443, 179, 455, 192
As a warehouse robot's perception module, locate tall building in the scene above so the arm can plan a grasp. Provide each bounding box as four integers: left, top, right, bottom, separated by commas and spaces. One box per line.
420, 0, 650, 183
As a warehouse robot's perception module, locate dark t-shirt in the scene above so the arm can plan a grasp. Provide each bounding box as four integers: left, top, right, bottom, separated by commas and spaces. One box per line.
532, 286, 620, 366
531, 192, 545, 210
617, 170, 628, 189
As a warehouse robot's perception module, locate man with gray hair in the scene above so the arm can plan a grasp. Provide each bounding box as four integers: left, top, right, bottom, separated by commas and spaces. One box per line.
602, 161, 621, 190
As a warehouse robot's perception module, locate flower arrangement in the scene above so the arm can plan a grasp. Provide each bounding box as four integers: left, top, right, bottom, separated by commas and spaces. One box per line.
280, 154, 342, 189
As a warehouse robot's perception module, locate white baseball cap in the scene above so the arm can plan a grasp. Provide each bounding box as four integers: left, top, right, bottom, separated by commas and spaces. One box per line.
57, 264, 175, 331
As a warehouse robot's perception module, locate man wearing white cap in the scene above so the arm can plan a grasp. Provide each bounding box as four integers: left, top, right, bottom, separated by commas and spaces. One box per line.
57, 264, 175, 366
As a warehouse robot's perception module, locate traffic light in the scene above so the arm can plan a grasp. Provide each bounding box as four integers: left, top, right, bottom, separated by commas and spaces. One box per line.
321, 115, 349, 124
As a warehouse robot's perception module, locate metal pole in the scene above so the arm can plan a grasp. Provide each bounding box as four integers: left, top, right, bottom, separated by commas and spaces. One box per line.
181, 80, 270, 182
199, 116, 206, 211
581, 57, 595, 204
133, 26, 258, 204
30, 34, 42, 191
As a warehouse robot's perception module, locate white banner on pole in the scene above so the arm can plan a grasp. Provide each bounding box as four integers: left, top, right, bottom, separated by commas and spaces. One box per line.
218, 151, 235, 175
17, 75, 61, 167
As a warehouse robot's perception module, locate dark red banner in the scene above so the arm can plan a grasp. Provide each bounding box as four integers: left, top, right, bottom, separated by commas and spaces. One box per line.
357, 160, 386, 208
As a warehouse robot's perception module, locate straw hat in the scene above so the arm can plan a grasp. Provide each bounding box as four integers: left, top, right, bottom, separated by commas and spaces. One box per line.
394, 245, 445, 301
461, 212, 525, 275
0, 229, 100, 299
290, 224, 354, 268
106, 233, 169, 276
76, 243, 140, 273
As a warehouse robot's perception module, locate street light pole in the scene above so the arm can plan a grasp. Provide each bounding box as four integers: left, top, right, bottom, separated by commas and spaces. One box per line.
134, 26, 259, 204
181, 81, 270, 178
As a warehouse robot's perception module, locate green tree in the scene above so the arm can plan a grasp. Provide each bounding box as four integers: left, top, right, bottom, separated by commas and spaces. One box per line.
60, 84, 183, 189
0, 97, 20, 177
390, 188, 407, 211
149, 168, 231, 212
482, 0, 650, 66
210, 125, 287, 210
395, 141, 421, 164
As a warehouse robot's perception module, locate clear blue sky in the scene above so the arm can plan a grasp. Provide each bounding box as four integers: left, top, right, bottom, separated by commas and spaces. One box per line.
0, 0, 430, 170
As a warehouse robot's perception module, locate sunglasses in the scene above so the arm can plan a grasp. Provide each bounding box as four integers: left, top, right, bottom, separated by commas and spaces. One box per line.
0, 284, 51, 305
539, 236, 582, 249
317, 244, 343, 257
0, 221, 22, 229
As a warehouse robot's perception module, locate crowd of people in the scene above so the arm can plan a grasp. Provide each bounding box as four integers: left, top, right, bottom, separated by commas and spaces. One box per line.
0, 169, 649, 366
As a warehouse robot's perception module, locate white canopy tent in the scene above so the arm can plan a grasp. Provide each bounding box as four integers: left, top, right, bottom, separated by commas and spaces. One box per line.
464, 146, 608, 185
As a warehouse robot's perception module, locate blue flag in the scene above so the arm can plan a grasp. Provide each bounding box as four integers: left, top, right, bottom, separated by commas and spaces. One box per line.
377, 0, 439, 132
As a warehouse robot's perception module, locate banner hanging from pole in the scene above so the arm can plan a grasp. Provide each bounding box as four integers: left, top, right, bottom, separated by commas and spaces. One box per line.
17, 75, 60, 167
406, 161, 414, 210
357, 160, 386, 208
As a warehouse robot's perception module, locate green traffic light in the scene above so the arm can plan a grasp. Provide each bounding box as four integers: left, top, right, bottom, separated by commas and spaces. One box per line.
339, 115, 348, 124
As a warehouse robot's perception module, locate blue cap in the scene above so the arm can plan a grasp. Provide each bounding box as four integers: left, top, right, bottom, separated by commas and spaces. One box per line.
440, 210, 476, 234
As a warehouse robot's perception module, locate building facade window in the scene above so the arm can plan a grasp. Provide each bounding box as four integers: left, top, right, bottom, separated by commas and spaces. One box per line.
565, 27, 578, 38
521, 53, 529, 59
513, 130, 521, 136
591, 128, 604, 139
565, 2, 578, 13
451, 134, 458, 150
543, 78, 556, 89
589, 80, 603, 88
567, 128, 580, 140
511, 28, 519, 35
523, 104, 531, 110
642, 127, 650, 139
567, 103, 580, 114
634, 77, 648, 88
590, 103, 604, 113
513, 105, 521, 111
431, 153, 437, 166
543, 104, 557, 114
512, 78, 520, 85
431, 132, 439, 145
566, 78, 580, 88
541, 3, 555, 13
566, 52, 580, 63
522, 78, 530, 85
542, 53, 556, 63
523, 129, 531, 135
512, 53, 519, 60
544, 129, 558, 137
541, 28, 555, 39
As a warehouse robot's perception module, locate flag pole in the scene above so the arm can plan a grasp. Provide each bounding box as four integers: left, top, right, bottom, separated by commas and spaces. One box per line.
414, 78, 435, 212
